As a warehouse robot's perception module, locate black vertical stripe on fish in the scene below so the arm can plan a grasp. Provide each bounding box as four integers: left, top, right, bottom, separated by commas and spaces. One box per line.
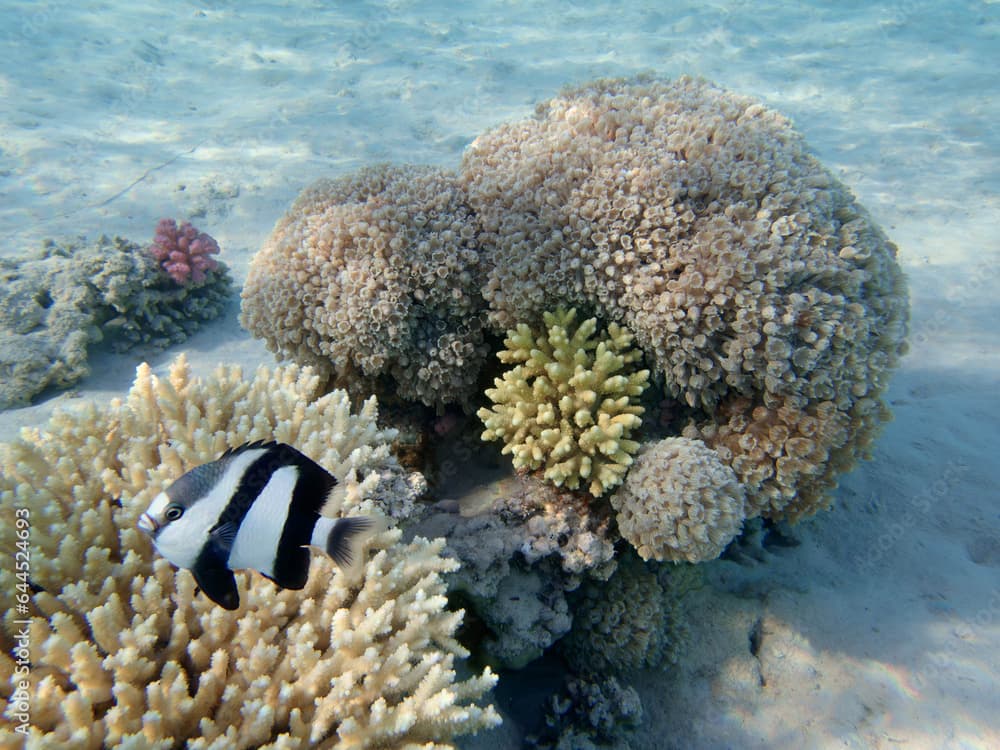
208, 442, 337, 588
270, 448, 340, 589
210, 443, 318, 536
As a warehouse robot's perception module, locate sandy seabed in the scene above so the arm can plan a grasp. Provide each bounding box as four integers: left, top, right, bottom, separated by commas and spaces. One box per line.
1, 2, 998, 748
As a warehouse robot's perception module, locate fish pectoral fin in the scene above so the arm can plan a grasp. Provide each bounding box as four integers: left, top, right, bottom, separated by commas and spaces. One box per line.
192, 564, 240, 611
209, 521, 240, 554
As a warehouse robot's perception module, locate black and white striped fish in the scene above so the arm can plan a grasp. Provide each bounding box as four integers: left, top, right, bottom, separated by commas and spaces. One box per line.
137, 441, 383, 610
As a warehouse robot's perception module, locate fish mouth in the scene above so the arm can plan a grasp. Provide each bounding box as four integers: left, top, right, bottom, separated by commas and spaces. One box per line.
137, 513, 159, 534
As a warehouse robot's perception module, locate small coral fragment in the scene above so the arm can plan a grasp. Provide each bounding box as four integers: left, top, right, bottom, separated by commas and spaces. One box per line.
478, 308, 649, 496
610, 436, 747, 563
147, 218, 221, 285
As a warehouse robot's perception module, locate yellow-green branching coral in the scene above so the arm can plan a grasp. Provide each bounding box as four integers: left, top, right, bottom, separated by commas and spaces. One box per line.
478, 308, 650, 496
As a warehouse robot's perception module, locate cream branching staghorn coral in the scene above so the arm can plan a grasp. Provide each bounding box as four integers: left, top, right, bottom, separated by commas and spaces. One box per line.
241, 164, 488, 412
0, 356, 499, 749
478, 308, 650, 496
610, 437, 747, 563
462, 75, 908, 520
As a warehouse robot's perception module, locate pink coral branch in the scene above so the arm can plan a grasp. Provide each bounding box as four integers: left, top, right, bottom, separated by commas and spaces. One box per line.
148, 218, 220, 285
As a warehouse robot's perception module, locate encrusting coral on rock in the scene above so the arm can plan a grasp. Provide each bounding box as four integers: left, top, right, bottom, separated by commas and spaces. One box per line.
0, 356, 500, 748
560, 553, 693, 675
412, 474, 617, 670
478, 308, 650, 497
0, 233, 231, 410
241, 164, 488, 412
610, 437, 747, 563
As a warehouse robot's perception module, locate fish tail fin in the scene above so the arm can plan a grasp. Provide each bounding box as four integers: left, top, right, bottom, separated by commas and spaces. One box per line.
325, 514, 387, 580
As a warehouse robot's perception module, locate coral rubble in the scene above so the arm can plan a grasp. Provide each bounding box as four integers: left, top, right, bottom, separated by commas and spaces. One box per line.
0, 356, 499, 748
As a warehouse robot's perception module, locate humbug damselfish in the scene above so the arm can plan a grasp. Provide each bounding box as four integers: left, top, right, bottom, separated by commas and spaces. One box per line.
137, 441, 384, 610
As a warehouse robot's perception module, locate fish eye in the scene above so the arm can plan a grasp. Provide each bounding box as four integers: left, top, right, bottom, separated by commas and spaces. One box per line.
165, 504, 184, 521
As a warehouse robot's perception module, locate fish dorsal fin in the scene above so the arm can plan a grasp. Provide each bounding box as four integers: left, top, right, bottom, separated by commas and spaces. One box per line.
218, 440, 279, 460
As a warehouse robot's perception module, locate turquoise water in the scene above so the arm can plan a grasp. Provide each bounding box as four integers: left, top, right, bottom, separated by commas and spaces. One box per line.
1, 2, 998, 748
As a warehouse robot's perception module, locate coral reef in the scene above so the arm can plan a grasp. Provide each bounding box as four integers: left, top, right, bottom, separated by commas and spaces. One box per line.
560, 553, 692, 675
610, 437, 747, 563
462, 75, 908, 519
478, 308, 650, 496
0, 356, 499, 748
148, 218, 221, 285
529, 675, 642, 750
0, 235, 231, 410
411, 474, 617, 669
0, 71, 914, 746
242, 74, 907, 522
241, 164, 488, 411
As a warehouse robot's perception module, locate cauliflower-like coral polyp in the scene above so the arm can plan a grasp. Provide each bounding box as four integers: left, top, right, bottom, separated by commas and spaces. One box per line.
148, 217, 220, 285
